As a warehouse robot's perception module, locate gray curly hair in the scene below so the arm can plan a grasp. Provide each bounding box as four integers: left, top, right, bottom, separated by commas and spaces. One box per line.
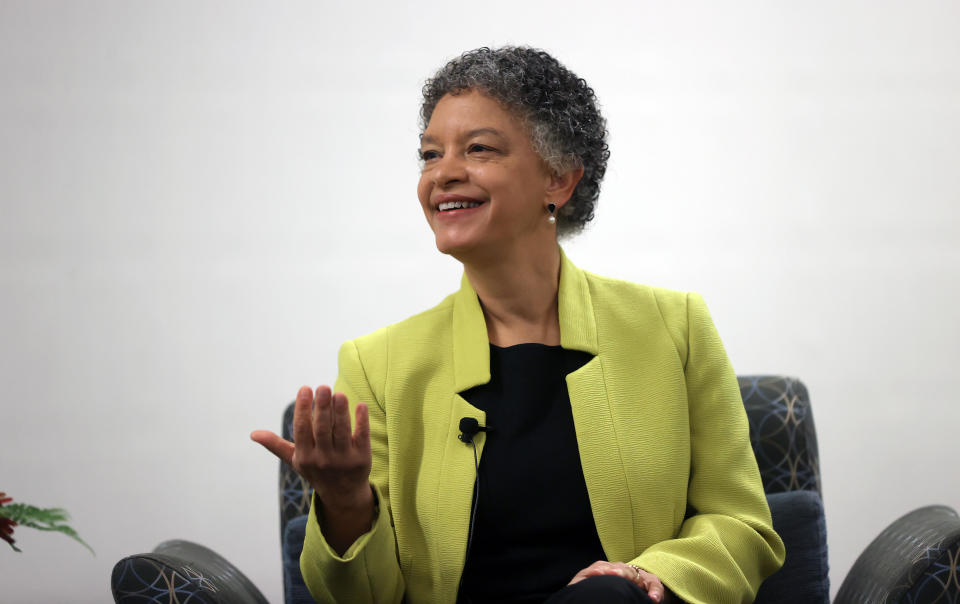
420, 47, 610, 237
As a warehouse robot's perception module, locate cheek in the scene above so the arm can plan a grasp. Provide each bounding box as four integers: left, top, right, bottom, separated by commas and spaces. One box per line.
490, 172, 543, 217
488, 161, 544, 200
416, 174, 431, 210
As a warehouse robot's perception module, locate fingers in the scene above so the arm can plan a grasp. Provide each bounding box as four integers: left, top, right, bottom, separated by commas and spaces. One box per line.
567, 561, 664, 601
312, 386, 333, 449
330, 392, 352, 452
311, 388, 365, 456
627, 565, 665, 603
250, 430, 295, 465
585, 562, 628, 579
292, 386, 315, 449
605, 564, 634, 582
568, 560, 609, 585
268, 384, 370, 474
353, 402, 370, 452
645, 578, 665, 603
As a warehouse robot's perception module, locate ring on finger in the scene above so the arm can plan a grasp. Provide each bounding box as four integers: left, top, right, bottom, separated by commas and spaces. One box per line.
627, 564, 643, 582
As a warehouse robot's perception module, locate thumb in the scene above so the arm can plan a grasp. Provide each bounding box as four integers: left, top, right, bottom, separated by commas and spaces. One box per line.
250, 430, 294, 465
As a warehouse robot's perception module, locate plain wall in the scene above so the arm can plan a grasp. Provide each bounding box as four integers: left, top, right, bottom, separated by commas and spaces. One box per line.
1, 1, 958, 602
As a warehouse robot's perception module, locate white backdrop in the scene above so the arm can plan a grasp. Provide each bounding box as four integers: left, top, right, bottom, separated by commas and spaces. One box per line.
1, 1, 958, 602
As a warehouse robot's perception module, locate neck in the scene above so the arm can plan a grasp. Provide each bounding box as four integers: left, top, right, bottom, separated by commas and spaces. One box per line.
461, 240, 562, 347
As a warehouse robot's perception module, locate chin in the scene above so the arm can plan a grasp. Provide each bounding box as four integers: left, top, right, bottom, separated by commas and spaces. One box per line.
434, 237, 469, 257
434, 232, 483, 261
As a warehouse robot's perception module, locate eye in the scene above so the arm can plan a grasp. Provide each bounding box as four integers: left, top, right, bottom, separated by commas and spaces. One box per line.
468, 144, 494, 154
418, 149, 440, 162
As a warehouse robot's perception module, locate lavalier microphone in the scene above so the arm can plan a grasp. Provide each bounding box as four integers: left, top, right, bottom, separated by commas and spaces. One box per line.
458, 417, 490, 443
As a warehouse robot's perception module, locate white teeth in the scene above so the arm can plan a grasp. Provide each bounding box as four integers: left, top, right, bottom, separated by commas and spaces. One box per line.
438, 200, 482, 211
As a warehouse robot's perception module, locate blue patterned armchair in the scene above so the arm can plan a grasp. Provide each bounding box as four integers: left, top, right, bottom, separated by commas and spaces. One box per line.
111, 376, 960, 603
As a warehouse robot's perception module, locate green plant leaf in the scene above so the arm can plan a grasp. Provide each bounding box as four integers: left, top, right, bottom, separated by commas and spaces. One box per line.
0, 503, 94, 554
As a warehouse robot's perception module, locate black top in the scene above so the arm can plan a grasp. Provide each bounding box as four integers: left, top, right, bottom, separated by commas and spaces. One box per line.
457, 344, 606, 604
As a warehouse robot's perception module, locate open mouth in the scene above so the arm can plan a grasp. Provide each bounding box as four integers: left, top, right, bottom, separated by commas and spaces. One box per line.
438, 200, 485, 212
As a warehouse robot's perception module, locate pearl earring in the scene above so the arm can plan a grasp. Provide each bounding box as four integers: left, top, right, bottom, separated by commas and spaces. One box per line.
547, 202, 557, 224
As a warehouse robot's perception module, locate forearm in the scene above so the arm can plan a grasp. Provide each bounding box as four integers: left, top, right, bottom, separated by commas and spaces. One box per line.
301, 483, 404, 604
318, 484, 376, 556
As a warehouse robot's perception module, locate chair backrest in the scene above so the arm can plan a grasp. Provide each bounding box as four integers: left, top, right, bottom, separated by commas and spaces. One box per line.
738, 375, 822, 496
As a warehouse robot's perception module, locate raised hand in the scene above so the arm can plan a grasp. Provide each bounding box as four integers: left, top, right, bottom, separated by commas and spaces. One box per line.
251, 385, 374, 554
568, 561, 666, 603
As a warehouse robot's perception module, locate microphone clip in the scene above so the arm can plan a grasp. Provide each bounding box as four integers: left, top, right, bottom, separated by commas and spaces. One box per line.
458, 417, 490, 444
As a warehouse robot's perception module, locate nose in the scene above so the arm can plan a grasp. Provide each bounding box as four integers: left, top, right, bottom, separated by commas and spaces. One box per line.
431, 152, 468, 189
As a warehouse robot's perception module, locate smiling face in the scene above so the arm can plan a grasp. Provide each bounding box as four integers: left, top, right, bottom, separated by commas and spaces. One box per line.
417, 90, 559, 262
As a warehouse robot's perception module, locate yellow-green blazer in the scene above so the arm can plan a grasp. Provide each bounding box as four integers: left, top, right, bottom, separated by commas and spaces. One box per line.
301, 251, 785, 604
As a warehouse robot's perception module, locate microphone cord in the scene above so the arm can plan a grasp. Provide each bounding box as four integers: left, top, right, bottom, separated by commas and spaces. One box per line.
466, 440, 481, 562
457, 439, 482, 603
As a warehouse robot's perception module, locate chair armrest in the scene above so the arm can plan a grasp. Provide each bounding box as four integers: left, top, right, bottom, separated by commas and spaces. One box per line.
755, 490, 829, 604
834, 505, 960, 604
111, 539, 269, 604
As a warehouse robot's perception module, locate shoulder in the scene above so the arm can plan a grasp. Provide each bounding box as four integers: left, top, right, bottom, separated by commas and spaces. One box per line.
348, 291, 456, 353
578, 269, 713, 367
337, 291, 456, 390
581, 269, 694, 326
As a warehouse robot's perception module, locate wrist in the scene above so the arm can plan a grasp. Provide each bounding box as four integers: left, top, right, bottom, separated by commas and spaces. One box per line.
316, 485, 376, 556
318, 484, 374, 516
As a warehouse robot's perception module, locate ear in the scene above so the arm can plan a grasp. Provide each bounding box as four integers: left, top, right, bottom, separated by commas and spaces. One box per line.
545, 165, 585, 210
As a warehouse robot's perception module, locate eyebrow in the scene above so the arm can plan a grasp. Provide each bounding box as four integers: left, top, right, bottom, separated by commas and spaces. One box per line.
420, 127, 506, 145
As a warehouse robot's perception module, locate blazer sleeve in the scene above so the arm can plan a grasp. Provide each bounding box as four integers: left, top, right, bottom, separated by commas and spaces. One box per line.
630, 293, 786, 604
299, 338, 405, 604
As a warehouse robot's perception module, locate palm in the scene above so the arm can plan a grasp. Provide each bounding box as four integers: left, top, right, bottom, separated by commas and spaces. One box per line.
251, 385, 372, 509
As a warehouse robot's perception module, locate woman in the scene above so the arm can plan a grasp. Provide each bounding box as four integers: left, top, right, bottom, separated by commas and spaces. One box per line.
252, 47, 785, 604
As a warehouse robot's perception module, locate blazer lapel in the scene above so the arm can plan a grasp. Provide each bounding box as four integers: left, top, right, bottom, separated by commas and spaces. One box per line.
433, 274, 490, 599
557, 249, 598, 356
452, 272, 490, 392
559, 251, 637, 562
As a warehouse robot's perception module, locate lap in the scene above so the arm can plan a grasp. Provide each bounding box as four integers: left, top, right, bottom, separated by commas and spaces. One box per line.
544, 575, 656, 604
